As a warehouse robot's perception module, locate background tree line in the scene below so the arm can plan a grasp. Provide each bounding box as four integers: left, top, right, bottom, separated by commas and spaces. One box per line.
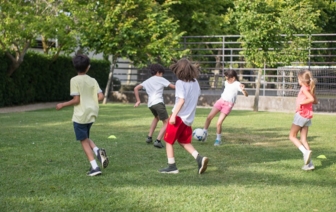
0, 0, 335, 106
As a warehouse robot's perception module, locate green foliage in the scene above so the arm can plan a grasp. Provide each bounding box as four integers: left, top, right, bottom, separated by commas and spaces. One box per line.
72, 0, 186, 67
0, 105, 335, 211
233, 0, 320, 68
0, 51, 110, 106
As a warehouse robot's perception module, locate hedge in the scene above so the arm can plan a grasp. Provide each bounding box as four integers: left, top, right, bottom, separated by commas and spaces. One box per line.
0, 51, 113, 107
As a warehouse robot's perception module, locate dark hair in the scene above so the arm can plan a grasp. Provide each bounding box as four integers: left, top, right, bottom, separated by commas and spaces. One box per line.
72, 54, 90, 73
149, 63, 165, 76
224, 70, 238, 81
169, 58, 199, 82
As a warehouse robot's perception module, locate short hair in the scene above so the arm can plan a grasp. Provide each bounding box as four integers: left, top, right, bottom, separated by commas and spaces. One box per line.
224, 70, 238, 81
169, 58, 199, 82
72, 54, 90, 73
149, 64, 165, 76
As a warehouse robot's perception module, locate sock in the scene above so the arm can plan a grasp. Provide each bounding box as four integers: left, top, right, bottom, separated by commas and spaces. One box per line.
192, 151, 199, 159
156, 139, 161, 142
93, 147, 99, 156
148, 136, 152, 139
216, 134, 221, 141
298, 145, 307, 154
90, 160, 98, 169
168, 157, 175, 164
203, 129, 208, 133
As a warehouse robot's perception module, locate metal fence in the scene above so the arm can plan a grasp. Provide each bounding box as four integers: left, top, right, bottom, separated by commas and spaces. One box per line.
113, 34, 336, 97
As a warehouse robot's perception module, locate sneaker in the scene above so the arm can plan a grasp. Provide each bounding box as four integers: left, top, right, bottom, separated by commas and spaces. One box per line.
302, 163, 315, 171
97, 148, 109, 169
154, 140, 164, 148
87, 167, 102, 176
196, 155, 208, 174
159, 163, 179, 174
146, 137, 153, 144
214, 140, 222, 146
201, 131, 208, 142
303, 150, 312, 165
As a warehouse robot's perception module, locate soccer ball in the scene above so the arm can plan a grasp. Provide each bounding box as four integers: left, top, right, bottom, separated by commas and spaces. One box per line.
192, 128, 205, 141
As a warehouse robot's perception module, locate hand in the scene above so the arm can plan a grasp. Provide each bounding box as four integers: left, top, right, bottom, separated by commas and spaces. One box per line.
56, 103, 63, 110
169, 116, 176, 125
134, 101, 141, 107
240, 84, 245, 90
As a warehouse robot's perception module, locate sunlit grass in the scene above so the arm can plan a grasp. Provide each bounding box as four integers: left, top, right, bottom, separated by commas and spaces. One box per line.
0, 103, 335, 212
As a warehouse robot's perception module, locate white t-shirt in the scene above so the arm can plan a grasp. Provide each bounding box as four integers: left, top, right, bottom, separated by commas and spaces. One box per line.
141, 76, 171, 107
70, 75, 102, 124
220, 81, 243, 103
173, 79, 201, 126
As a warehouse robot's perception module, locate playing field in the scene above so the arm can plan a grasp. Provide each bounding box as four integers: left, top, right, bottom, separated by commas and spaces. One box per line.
0, 103, 335, 211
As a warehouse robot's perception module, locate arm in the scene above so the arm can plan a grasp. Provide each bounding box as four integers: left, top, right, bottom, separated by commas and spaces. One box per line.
98, 92, 104, 101
300, 89, 315, 105
240, 84, 248, 97
168, 83, 176, 89
56, 95, 80, 110
133, 84, 143, 107
313, 94, 318, 104
169, 98, 185, 125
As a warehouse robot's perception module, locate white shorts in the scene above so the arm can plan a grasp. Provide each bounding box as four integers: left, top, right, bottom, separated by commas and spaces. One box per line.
292, 112, 311, 127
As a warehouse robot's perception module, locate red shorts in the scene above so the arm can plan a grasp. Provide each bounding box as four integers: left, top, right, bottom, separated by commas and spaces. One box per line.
214, 99, 234, 115
164, 116, 192, 145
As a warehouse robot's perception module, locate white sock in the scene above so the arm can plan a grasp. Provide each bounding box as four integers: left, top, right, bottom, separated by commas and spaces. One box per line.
298, 145, 307, 154
168, 158, 175, 164
90, 160, 98, 169
203, 129, 208, 133
192, 151, 199, 159
216, 134, 221, 141
93, 147, 99, 156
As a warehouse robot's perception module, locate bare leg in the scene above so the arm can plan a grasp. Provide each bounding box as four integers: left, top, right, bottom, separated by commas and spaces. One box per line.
179, 143, 196, 154
300, 126, 310, 150
289, 124, 303, 148
157, 119, 168, 140
216, 112, 227, 135
81, 138, 95, 161
148, 116, 159, 137
166, 142, 174, 158
204, 107, 220, 130
88, 139, 97, 149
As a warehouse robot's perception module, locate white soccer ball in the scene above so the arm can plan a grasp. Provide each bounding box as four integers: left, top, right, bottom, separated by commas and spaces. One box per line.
192, 128, 205, 141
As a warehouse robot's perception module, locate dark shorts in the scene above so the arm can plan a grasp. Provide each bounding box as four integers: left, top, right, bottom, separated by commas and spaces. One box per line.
164, 116, 192, 145
73, 122, 93, 141
149, 103, 169, 121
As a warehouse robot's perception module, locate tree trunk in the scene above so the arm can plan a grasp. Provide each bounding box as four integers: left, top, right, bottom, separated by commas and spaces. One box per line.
103, 56, 116, 104
253, 68, 262, 112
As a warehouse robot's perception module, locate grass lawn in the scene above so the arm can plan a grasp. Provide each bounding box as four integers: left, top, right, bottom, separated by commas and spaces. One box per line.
0, 103, 335, 212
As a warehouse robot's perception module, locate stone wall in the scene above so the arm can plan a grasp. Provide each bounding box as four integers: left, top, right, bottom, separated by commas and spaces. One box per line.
109, 91, 336, 113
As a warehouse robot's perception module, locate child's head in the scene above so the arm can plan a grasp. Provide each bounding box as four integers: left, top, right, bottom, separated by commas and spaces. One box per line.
72, 54, 90, 73
224, 70, 238, 82
298, 70, 316, 94
169, 58, 199, 82
149, 63, 165, 76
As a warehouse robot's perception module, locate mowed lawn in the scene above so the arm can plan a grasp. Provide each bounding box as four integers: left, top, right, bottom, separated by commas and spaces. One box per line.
0, 103, 335, 212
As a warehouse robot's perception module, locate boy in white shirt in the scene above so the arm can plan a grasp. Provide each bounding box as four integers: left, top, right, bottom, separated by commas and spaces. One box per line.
134, 64, 175, 148
159, 58, 208, 174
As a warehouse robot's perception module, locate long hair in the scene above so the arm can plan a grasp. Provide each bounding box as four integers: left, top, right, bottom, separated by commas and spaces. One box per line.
298, 70, 316, 94
169, 58, 199, 82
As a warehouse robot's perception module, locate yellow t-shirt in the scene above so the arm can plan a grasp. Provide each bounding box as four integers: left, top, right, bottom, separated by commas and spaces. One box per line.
70, 75, 102, 124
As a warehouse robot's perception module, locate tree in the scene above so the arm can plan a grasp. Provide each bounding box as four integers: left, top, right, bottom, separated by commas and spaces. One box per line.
72, 0, 186, 103
0, 0, 78, 76
234, 0, 319, 111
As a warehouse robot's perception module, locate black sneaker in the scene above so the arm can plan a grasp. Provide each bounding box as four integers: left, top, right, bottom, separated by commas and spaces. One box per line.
87, 167, 102, 176
159, 163, 179, 174
154, 140, 164, 148
196, 155, 208, 174
146, 137, 153, 144
97, 148, 109, 169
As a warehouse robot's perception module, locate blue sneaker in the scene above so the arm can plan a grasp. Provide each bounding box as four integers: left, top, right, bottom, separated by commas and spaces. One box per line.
214, 140, 222, 146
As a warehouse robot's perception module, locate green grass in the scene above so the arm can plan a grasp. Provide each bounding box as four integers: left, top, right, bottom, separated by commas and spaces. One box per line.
0, 103, 335, 212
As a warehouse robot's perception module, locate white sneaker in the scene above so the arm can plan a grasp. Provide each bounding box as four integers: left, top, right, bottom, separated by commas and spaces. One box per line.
201, 131, 208, 142
303, 150, 312, 165
302, 163, 315, 171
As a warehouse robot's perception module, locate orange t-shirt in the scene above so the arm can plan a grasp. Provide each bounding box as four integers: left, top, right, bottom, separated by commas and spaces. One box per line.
295, 85, 313, 119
